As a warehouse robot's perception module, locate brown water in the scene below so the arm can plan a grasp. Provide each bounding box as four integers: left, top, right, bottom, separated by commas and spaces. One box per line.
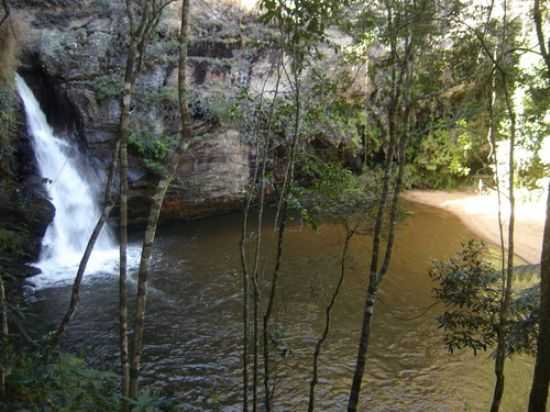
30, 201, 539, 411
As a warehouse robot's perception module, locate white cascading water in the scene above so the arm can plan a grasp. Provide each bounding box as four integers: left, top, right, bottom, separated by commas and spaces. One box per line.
16, 74, 121, 287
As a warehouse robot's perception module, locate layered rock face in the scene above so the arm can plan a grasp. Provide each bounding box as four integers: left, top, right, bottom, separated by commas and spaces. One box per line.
12, 0, 276, 223
0, 100, 55, 279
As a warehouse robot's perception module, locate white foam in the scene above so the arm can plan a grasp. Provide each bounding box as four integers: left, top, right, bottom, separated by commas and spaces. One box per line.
16, 74, 130, 288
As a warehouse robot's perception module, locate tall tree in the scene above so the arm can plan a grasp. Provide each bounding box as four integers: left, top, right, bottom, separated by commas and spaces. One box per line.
129, 0, 192, 400
258, 1, 346, 408
118, 1, 175, 407
529, 182, 550, 412
528, 1, 550, 410
347, 0, 420, 409
475, 2, 519, 410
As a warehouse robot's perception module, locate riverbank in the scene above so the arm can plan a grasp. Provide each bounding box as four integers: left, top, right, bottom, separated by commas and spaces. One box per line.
402, 190, 546, 264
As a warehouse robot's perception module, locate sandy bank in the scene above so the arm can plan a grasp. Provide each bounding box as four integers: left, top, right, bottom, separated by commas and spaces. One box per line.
402, 190, 545, 264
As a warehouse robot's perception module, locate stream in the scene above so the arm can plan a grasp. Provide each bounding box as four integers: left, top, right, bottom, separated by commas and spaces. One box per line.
29, 203, 539, 412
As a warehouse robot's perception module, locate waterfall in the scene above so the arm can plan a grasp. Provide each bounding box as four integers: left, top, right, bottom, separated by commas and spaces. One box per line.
16, 74, 120, 287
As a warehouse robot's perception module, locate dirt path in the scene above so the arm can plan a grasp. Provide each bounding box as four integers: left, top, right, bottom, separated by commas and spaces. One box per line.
402, 190, 545, 264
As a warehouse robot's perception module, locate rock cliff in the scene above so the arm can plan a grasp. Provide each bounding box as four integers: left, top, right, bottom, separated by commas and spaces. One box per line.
12, 0, 278, 223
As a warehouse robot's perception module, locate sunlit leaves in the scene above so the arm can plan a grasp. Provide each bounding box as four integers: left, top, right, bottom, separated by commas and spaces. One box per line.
431, 240, 541, 356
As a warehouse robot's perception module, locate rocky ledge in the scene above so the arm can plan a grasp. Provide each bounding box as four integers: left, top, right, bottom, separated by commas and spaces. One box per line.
11, 0, 281, 225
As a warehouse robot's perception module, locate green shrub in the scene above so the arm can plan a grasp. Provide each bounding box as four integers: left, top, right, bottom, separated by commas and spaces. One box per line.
430, 240, 540, 356
0, 85, 17, 173
3, 350, 174, 412
6, 352, 119, 411
87, 74, 123, 103
128, 131, 175, 175
413, 121, 474, 189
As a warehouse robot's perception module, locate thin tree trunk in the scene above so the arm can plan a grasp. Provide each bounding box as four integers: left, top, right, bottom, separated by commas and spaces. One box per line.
489, 1, 516, 406
348, 27, 414, 404
487, 50, 507, 280
263, 206, 287, 412
308, 228, 354, 412
347, 106, 399, 412
252, 270, 260, 412
263, 60, 301, 412
486, 56, 508, 412
129, 0, 191, 399
52, 142, 120, 346
490, 85, 516, 412
533, 0, 550, 76
528, 182, 550, 412
119, 38, 138, 410
0, 273, 7, 399
252, 134, 269, 412
251, 59, 282, 412
528, 0, 550, 408
239, 131, 258, 412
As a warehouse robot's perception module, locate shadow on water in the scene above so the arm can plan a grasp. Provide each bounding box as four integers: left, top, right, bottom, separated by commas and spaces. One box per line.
29, 201, 540, 411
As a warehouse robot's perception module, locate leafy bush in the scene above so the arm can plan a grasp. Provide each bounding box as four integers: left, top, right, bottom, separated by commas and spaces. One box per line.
0, 85, 17, 173
88, 74, 123, 103
292, 155, 378, 229
128, 131, 175, 175
139, 87, 178, 110
3, 350, 174, 412
5, 352, 119, 411
413, 120, 475, 188
430, 240, 540, 356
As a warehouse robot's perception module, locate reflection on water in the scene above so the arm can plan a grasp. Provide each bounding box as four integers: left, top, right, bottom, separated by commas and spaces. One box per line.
30, 202, 540, 411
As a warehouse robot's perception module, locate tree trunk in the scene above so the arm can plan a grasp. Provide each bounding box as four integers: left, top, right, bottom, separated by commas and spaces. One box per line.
528, 0, 550, 408
347, 30, 413, 403
528, 183, 550, 411
263, 207, 287, 412
119, 39, 137, 410
263, 60, 301, 411
129, 0, 192, 399
533, 0, 550, 77
347, 107, 398, 412
490, 84, 516, 412
252, 60, 281, 412
0, 273, 7, 399
308, 228, 354, 412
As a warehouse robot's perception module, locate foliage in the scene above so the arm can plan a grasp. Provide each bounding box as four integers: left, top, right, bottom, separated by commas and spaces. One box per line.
2, 349, 173, 412
304, 68, 369, 152
412, 120, 476, 188
431, 240, 541, 356
0, 84, 17, 174
291, 155, 377, 229
202, 88, 242, 126
87, 74, 123, 103
260, 0, 350, 65
128, 131, 175, 175
140, 86, 178, 110
0, 228, 26, 257
516, 64, 550, 190
6, 352, 119, 411
431, 240, 500, 354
